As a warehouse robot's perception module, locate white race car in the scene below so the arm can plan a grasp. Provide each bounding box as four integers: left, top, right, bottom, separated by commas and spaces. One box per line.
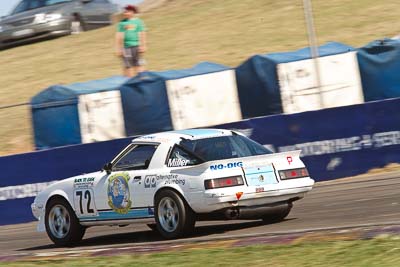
31, 129, 314, 246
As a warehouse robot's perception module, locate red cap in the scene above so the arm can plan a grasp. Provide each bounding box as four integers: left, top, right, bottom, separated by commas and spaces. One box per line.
124, 5, 138, 13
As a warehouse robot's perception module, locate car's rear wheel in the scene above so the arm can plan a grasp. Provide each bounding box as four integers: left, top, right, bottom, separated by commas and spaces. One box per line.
70, 14, 85, 34
155, 190, 195, 239
261, 203, 293, 223
45, 197, 85, 246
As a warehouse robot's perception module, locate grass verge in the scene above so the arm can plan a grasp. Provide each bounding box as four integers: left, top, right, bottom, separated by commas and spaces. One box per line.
2, 237, 400, 267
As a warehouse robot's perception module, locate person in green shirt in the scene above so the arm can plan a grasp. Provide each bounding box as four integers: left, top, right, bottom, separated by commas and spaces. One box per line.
115, 5, 147, 77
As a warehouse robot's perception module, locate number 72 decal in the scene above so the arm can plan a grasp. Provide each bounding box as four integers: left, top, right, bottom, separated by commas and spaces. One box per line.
74, 189, 98, 217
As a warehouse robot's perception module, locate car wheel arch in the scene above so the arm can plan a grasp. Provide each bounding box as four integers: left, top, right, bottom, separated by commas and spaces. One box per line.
46, 190, 73, 211
71, 12, 81, 21
71, 12, 86, 31
154, 186, 193, 212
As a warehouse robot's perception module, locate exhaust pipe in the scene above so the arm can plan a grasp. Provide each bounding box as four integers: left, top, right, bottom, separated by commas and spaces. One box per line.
224, 208, 240, 219
223, 202, 292, 220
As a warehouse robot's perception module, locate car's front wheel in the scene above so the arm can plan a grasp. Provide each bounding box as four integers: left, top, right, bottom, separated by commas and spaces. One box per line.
45, 197, 85, 246
70, 14, 85, 34
154, 190, 195, 239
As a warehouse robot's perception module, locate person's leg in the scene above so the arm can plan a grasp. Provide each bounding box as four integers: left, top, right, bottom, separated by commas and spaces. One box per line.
135, 61, 146, 73
133, 66, 143, 74
132, 47, 146, 74
125, 67, 136, 77
121, 47, 136, 77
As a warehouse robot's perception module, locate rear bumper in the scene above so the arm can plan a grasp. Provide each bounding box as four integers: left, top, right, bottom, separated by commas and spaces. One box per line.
197, 202, 293, 221
193, 177, 314, 213
206, 185, 312, 207
0, 19, 71, 48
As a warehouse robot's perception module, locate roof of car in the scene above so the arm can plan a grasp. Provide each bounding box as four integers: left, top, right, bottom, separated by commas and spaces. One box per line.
132, 129, 233, 143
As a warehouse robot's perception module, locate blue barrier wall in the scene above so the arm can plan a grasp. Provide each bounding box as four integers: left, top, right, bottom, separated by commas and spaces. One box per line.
1, 98, 400, 226
218, 98, 400, 181
0, 137, 131, 226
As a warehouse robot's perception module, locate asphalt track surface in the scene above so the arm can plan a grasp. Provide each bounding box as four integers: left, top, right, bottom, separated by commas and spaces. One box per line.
0, 171, 399, 257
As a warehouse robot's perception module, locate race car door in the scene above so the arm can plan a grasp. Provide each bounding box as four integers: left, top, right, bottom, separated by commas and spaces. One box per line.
86, 144, 158, 222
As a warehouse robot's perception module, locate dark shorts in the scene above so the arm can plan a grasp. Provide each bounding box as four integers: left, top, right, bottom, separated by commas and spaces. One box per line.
122, 46, 144, 68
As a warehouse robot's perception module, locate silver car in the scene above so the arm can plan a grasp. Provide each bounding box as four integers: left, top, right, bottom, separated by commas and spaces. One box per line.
0, 0, 119, 49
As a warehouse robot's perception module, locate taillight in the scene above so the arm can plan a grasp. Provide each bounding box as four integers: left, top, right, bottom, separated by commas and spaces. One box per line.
204, 176, 244, 189
279, 168, 309, 180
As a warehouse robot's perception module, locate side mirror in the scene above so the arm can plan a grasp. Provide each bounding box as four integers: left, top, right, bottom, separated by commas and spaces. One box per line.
102, 162, 112, 174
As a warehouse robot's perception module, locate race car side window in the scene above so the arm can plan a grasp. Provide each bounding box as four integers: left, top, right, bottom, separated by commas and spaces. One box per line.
113, 145, 158, 171
166, 145, 202, 168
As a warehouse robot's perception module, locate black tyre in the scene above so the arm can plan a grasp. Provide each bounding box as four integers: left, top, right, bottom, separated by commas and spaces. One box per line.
45, 197, 85, 246
146, 223, 159, 233
70, 14, 85, 34
261, 203, 293, 223
154, 190, 196, 239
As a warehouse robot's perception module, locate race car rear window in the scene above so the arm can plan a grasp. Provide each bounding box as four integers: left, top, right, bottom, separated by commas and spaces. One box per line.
179, 135, 272, 162
166, 146, 202, 167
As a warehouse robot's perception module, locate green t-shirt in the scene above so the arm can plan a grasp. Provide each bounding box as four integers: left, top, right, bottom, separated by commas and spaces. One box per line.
117, 18, 146, 48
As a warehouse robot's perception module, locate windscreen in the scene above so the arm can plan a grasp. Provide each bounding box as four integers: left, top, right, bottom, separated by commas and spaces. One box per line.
179, 134, 272, 162
12, 0, 71, 14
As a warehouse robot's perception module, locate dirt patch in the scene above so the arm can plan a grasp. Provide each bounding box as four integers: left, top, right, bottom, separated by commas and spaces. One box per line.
318, 163, 400, 186
366, 163, 400, 174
